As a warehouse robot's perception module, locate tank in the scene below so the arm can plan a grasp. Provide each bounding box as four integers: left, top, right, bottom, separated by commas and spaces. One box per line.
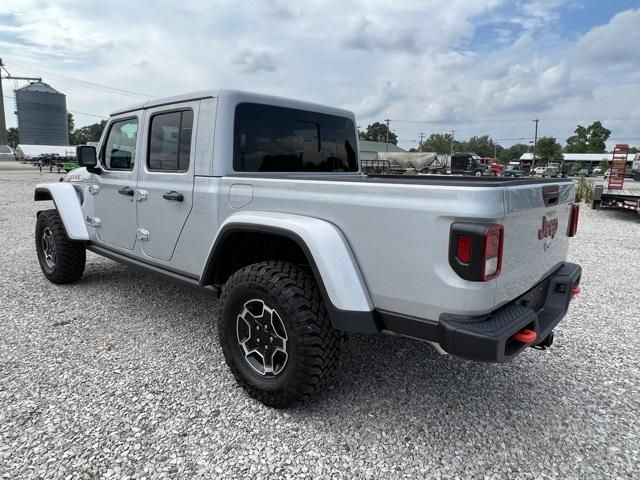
16, 81, 69, 145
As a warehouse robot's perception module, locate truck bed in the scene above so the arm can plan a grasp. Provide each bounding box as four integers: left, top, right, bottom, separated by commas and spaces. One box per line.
226, 173, 574, 188
217, 172, 575, 321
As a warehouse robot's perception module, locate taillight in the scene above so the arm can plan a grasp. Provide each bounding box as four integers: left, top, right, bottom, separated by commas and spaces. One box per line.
567, 203, 579, 237
456, 235, 472, 264
481, 225, 503, 281
449, 223, 504, 282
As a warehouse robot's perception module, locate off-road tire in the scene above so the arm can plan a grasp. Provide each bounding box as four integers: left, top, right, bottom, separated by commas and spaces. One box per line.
35, 209, 86, 284
218, 261, 340, 408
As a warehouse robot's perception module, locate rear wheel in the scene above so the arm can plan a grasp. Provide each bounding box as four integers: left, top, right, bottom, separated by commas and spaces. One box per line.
35, 209, 86, 284
218, 261, 340, 407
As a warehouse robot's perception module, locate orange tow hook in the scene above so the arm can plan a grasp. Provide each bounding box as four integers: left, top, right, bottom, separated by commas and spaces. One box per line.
513, 329, 537, 344
571, 285, 581, 295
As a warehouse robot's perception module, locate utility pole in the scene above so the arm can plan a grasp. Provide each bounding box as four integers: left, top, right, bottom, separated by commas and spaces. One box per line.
418, 132, 425, 151
0, 58, 7, 145
450, 130, 456, 156
532, 118, 539, 170
384, 118, 391, 152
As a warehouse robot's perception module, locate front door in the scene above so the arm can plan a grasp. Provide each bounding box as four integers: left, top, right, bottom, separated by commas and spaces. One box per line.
93, 115, 141, 250
136, 103, 198, 261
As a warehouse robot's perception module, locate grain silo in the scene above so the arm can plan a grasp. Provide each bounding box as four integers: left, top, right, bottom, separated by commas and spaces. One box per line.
15, 81, 69, 145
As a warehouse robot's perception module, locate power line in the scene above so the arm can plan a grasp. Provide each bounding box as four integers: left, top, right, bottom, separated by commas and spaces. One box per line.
5, 60, 156, 99
2, 94, 107, 119
7, 62, 155, 98
389, 116, 639, 125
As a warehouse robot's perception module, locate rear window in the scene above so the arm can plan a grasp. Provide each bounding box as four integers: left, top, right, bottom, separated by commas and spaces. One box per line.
148, 109, 193, 172
233, 102, 358, 172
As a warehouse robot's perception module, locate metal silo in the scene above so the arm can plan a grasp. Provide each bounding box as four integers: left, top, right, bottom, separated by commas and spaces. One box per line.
16, 81, 69, 145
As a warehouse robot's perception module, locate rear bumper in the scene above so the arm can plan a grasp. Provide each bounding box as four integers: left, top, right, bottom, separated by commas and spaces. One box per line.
381, 262, 582, 363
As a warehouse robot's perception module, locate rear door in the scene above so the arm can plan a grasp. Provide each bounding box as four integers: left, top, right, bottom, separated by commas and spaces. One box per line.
135, 102, 198, 261
495, 181, 575, 307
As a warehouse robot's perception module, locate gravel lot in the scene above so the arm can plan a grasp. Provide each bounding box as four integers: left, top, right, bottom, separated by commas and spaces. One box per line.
1, 165, 639, 479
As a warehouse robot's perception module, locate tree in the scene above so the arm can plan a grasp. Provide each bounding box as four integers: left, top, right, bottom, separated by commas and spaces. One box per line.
498, 143, 530, 164
629, 146, 639, 154
597, 159, 610, 171
536, 136, 563, 163
420, 133, 459, 154
67, 112, 75, 138
359, 122, 397, 145
6, 127, 19, 148
458, 135, 497, 158
69, 120, 107, 145
565, 121, 611, 153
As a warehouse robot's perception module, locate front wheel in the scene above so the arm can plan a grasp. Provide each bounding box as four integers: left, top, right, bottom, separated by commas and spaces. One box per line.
35, 209, 86, 284
218, 261, 340, 407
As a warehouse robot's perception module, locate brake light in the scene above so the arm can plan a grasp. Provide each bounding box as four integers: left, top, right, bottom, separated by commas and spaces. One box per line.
481, 225, 503, 281
567, 203, 579, 237
456, 235, 472, 264
449, 223, 504, 282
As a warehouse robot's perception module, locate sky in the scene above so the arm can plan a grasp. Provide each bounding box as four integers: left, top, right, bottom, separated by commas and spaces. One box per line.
0, 0, 639, 150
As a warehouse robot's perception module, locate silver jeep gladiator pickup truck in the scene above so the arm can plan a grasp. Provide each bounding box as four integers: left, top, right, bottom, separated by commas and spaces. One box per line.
34, 90, 582, 407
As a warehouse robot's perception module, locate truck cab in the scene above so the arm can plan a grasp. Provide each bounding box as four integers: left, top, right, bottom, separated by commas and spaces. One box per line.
450, 152, 488, 176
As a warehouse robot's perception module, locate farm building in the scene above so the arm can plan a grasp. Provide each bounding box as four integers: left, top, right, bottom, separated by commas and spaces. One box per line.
359, 140, 406, 161
519, 151, 638, 170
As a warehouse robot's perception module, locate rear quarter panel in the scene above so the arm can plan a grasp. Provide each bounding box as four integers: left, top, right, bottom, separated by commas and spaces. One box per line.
219, 177, 505, 320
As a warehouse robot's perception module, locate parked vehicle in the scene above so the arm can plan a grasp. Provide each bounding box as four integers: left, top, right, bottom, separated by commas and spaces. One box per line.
502, 166, 523, 177
578, 168, 591, 177
549, 162, 569, 178
489, 163, 504, 176
533, 166, 547, 175
450, 153, 489, 176
592, 167, 603, 175
34, 90, 582, 407
541, 166, 559, 178
632, 158, 640, 181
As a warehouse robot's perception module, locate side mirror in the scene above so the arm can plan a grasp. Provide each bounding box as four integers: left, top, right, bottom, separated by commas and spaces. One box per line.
76, 145, 97, 167
76, 145, 100, 174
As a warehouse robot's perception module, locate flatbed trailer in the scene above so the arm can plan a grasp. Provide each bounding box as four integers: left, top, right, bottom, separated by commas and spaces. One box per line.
593, 184, 640, 214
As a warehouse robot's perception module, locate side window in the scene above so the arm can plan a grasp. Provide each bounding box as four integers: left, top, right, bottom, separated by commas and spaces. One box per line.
103, 118, 138, 170
233, 103, 358, 172
148, 110, 193, 172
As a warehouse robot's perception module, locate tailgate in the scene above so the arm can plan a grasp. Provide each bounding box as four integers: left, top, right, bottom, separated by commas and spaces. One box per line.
494, 181, 575, 308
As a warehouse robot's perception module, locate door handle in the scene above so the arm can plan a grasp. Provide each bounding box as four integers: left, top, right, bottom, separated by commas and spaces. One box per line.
162, 191, 184, 202
118, 186, 134, 196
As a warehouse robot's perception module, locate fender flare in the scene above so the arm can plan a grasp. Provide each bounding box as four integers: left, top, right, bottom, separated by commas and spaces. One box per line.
34, 183, 90, 241
203, 211, 380, 333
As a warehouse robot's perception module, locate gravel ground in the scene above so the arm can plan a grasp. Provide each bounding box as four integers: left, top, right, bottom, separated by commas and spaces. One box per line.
1, 167, 639, 479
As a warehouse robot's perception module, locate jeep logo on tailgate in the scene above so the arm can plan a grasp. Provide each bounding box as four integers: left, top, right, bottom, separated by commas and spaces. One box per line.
538, 215, 558, 240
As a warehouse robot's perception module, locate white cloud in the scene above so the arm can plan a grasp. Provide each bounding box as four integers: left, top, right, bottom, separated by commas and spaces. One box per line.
232, 48, 281, 74
576, 8, 640, 66
0, 0, 638, 150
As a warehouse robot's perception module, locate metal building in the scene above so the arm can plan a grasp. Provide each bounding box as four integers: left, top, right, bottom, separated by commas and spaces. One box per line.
15, 81, 69, 145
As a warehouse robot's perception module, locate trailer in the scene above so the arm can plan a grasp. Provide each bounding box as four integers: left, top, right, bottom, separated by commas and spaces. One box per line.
593, 184, 640, 214
592, 145, 640, 214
